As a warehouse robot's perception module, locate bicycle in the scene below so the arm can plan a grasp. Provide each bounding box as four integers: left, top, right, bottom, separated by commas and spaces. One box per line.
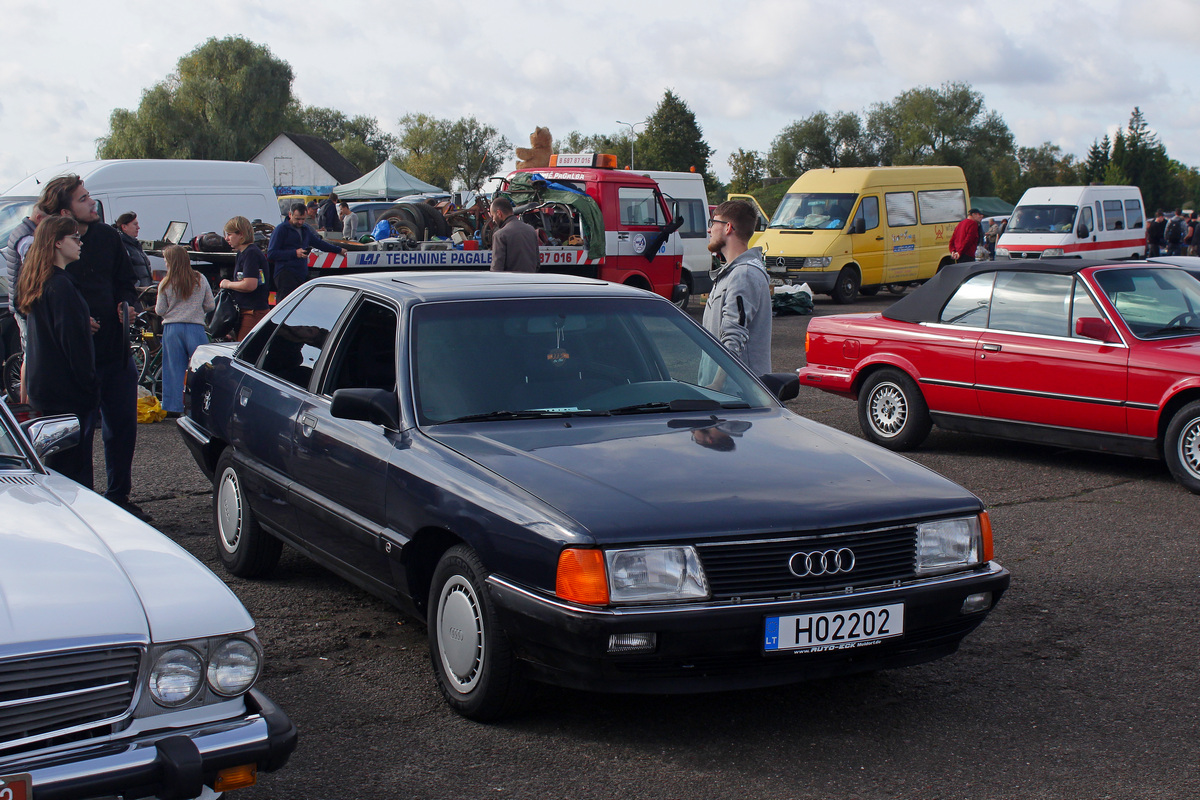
130, 309, 163, 401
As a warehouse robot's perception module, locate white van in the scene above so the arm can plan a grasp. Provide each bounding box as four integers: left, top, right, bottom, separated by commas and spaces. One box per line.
996, 185, 1146, 260
0, 159, 279, 248
637, 170, 710, 307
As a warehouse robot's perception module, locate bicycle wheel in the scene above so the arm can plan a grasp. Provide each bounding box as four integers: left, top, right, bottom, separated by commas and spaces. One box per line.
131, 342, 150, 384
3, 352, 22, 404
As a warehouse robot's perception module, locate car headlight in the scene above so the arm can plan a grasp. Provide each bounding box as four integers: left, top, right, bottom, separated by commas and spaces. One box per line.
1041, 248, 1064, 257
802, 257, 832, 269
915, 513, 991, 575
605, 546, 710, 603
207, 638, 262, 696
149, 647, 204, 706
995, 247, 1009, 258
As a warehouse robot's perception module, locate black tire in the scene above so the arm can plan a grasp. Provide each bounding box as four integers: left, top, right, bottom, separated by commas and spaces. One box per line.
408, 202, 451, 239
1164, 400, 1200, 494
674, 272, 693, 310
831, 266, 861, 304
213, 450, 282, 578
382, 208, 424, 241
428, 544, 528, 721
3, 352, 22, 404
857, 368, 932, 451
887, 283, 907, 295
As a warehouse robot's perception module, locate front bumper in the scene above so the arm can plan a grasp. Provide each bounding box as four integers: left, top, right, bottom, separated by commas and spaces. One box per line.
488, 563, 1009, 693
767, 269, 839, 293
4, 690, 296, 800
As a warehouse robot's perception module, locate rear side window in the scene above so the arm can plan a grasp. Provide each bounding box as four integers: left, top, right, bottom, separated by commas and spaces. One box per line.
917, 189, 966, 224
258, 286, 354, 388
1103, 200, 1125, 231
885, 192, 917, 227
1125, 199, 1144, 229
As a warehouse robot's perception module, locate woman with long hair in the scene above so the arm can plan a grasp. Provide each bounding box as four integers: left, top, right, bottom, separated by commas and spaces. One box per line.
155, 245, 214, 417
220, 216, 272, 341
17, 216, 99, 487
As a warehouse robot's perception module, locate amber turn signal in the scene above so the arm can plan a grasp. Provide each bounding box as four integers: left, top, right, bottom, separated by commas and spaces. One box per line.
213, 764, 257, 792
556, 548, 609, 605
979, 511, 993, 563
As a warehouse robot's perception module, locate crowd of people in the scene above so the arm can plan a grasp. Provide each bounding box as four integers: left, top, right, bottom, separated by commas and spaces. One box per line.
1145, 208, 1200, 257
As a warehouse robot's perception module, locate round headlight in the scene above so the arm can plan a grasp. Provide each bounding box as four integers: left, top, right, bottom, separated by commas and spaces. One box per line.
207, 638, 261, 697
149, 648, 204, 706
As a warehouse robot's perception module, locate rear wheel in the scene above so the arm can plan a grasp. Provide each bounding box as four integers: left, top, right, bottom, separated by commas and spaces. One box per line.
1164, 400, 1200, 494
831, 266, 861, 304
858, 368, 932, 451
3, 352, 22, 404
428, 544, 528, 721
213, 450, 282, 578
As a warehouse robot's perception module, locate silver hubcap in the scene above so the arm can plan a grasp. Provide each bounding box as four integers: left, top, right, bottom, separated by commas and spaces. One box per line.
1178, 417, 1200, 479
216, 468, 242, 553
437, 576, 485, 694
868, 382, 907, 438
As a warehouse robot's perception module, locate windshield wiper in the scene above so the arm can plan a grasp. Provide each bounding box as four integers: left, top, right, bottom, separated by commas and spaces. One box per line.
1144, 325, 1200, 338
438, 408, 613, 424
608, 398, 730, 415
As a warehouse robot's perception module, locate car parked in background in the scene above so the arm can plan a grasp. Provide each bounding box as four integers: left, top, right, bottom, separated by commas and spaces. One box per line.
178, 271, 1008, 721
799, 259, 1200, 492
0, 403, 296, 799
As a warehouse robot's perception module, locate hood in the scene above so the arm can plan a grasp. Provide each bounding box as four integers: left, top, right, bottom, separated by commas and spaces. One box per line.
428, 409, 981, 544
0, 474, 253, 658
757, 229, 846, 260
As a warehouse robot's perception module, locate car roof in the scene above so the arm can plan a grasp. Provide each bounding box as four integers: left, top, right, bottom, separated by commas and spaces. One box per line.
882, 258, 1170, 323
307, 270, 648, 304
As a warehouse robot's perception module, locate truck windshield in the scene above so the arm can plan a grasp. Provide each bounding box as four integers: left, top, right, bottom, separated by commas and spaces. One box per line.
1008, 205, 1078, 234
769, 193, 858, 230
0, 198, 37, 247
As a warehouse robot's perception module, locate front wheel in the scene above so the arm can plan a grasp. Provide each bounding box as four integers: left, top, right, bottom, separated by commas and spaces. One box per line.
830, 266, 861, 304
213, 450, 282, 578
1164, 400, 1200, 493
858, 368, 932, 451
673, 274, 693, 310
428, 545, 528, 721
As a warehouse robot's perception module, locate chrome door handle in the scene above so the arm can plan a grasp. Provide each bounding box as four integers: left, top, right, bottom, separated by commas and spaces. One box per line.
982, 344, 1002, 352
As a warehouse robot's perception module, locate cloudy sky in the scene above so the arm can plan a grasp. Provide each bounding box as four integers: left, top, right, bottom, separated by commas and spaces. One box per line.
3, 0, 1198, 194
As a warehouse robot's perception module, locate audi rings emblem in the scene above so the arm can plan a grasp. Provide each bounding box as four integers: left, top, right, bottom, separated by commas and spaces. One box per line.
788, 547, 855, 577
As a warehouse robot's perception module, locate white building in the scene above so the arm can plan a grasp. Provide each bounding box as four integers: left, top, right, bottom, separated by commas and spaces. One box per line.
251, 133, 362, 195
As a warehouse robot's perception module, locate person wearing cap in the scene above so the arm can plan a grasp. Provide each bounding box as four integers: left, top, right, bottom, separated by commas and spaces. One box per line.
949, 208, 985, 264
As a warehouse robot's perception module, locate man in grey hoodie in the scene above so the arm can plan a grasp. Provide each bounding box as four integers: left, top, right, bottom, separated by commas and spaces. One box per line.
702, 200, 772, 382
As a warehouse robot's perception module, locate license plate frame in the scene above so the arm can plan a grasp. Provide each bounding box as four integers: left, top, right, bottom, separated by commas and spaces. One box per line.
0, 773, 32, 800
764, 603, 904, 653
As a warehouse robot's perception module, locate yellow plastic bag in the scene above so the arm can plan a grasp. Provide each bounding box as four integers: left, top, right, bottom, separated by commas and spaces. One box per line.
136, 388, 168, 423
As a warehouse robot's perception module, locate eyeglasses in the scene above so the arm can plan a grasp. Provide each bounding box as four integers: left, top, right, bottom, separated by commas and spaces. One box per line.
708, 218, 729, 229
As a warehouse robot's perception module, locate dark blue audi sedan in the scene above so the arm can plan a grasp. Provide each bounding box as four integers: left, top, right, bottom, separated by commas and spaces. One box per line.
179, 271, 1009, 720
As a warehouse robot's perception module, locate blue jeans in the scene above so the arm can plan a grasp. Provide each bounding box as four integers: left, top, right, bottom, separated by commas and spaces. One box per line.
97, 357, 138, 503
162, 322, 209, 413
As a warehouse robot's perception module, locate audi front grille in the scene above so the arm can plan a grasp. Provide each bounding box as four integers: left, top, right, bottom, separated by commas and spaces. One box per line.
695, 524, 917, 600
0, 646, 141, 752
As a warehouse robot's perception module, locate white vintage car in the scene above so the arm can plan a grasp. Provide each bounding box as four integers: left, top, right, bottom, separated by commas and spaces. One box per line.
0, 404, 296, 800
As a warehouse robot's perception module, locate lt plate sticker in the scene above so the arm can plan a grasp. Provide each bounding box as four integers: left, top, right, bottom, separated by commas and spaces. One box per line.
764, 604, 904, 652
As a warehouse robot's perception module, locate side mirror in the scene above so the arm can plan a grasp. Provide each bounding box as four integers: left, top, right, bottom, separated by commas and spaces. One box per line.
22, 414, 81, 460
1077, 225, 1089, 238
851, 218, 866, 235
760, 373, 800, 402
757, 217, 767, 232
1075, 317, 1120, 344
331, 388, 401, 429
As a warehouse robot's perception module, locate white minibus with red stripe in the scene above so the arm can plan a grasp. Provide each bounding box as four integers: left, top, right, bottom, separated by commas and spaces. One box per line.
996, 185, 1145, 260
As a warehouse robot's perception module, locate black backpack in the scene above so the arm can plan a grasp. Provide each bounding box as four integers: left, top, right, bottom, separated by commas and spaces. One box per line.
1167, 217, 1184, 241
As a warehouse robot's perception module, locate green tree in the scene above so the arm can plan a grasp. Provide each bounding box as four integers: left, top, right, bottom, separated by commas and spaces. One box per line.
1084, 136, 1111, 184
866, 81, 1014, 195
1110, 108, 1173, 211
97, 37, 295, 161
993, 142, 1083, 201
638, 90, 716, 192
553, 130, 632, 160
767, 111, 874, 176
294, 106, 398, 172
394, 114, 510, 191
727, 148, 765, 193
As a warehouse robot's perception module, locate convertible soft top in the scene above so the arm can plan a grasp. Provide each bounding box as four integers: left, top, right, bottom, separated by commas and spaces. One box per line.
882, 258, 1139, 324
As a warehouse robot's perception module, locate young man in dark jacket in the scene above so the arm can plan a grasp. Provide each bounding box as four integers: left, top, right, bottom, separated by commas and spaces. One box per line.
39, 174, 146, 518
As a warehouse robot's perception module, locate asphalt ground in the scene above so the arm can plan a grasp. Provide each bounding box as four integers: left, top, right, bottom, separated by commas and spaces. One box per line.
111, 291, 1200, 799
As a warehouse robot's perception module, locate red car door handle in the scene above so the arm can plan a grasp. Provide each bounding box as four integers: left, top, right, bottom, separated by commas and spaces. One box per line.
982, 344, 1002, 352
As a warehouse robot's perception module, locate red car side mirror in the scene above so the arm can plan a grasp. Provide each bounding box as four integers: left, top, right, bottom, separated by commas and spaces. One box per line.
1075, 317, 1120, 343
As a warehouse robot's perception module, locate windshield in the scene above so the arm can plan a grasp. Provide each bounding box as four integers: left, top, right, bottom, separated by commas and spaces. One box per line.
1008, 204, 1078, 233
768, 193, 858, 230
0, 197, 37, 248
1093, 267, 1200, 339
411, 297, 775, 424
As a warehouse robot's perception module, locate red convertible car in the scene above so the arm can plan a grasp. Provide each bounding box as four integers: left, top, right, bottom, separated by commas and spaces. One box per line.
799, 259, 1200, 493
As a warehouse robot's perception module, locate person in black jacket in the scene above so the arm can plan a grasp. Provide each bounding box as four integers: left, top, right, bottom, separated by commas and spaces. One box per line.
16, 216, 99, 487
317, 192, 340, 235
38, 174, 146, 518
114, 212, 153, 290
1146, 209, 1167, 258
